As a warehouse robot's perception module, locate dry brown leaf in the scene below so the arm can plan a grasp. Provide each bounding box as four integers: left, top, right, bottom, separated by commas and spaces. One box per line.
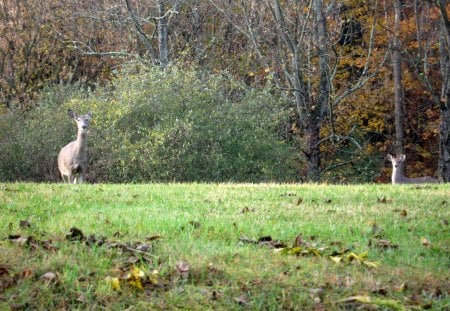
40, 272, 58, 283
420, 237, 431, 247
19, 220, 31, 228
234, 296, 248, 306
176, 260, 190, 279
376, 239, 399, 249
146, 235, 162, 241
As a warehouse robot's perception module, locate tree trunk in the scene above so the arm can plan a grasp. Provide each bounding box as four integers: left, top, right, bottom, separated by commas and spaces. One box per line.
305, 116, 321, 182
392, 0, 405, 161
437, 0, 450, 181
305, 0, 330, 182
158, 0, 169, 67
272, 0, 329, 182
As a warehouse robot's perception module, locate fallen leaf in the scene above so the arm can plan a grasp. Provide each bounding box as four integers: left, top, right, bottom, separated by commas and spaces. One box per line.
66, 227, 85, 242
258, 236, 273, 243
394, 282, 407, 292
293, 234, 306, 247
370, 222, 385, 238
76, 293, 86, 303
309, 287, 324, 298
0, 265, 15, 291
188, 221, 201, 228
176, 261, 190, 279
234, 296, 248, 306
148, 269, 161, 286
146, 235, 162, 241
105, 276, 121, 291
19, 268, 33, 279
135, 243, 152, 252
377, 197, 393, 204
40, 272, 57, 283
337, 295, 372, 304
338, 295, 406, 310
9, 235, 30, 246
375, 239, 399, 249
329, 256, 342, 264
314, 302, 326, 311
211, 290, 221, 300
123, 265, 145, 290
112, 231, 122, 237
420, 237, 431, 247
19, 220, 31, 228
241, 206, 254, 213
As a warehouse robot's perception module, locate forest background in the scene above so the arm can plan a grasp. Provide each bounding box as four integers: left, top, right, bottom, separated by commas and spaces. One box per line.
1, 0, 449, 184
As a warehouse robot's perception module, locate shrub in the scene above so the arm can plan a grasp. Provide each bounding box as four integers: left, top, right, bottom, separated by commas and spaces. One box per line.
0, 65, 297, 182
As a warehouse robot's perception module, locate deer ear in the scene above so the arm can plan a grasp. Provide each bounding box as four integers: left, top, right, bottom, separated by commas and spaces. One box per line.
67, 109, 77, 119
86, 111, 93, 120
399, 154, 406, 161
387, 154, 393, 161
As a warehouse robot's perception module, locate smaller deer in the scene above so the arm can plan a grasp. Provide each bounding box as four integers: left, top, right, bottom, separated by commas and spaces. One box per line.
387, 154, 439, 185
58, 109, 93, 184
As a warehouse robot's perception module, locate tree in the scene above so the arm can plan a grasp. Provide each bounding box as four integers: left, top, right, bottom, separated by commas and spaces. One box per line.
210, 0, 386, 181
66, 0, 181, 66
433, 0, 450, 181
390, 0, 406, 160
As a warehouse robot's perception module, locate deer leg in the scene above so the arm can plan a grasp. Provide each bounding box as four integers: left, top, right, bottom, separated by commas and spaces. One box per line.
67, 174, 74, 184
61, 173, 69, 183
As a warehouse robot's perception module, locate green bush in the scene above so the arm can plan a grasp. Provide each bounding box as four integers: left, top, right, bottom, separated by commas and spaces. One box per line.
0, 84, 87, 181
0, 65, 298, 182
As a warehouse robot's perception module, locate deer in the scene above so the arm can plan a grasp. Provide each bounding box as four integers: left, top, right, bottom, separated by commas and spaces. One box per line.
58, 109, 93, 184
386, 154, 439, 185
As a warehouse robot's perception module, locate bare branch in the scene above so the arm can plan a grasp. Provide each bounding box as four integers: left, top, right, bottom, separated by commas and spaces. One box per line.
124, 0, 158, 61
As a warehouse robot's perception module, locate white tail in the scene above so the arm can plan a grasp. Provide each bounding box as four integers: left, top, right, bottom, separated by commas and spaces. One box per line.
58, 109, 93, 183
387, 154, 439, 185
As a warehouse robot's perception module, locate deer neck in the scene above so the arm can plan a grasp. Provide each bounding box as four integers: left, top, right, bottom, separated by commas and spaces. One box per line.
74, 130, 88, 158
392, 162, 407, 184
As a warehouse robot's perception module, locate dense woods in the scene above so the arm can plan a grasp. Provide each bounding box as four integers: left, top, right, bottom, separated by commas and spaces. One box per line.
1, 0, 449, 183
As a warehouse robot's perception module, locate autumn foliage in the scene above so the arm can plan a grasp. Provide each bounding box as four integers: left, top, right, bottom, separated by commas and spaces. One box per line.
1, 0, 449, 182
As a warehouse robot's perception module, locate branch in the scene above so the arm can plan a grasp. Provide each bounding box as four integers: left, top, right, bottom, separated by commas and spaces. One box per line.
124, 0, 158, 61
323, 160, 354, 172
68, 40, 136, 58
316, 125, 362, 150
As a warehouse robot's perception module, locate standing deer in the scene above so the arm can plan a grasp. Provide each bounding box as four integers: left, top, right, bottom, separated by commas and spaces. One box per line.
387, 154, 439, 184
58, 109, 93, 184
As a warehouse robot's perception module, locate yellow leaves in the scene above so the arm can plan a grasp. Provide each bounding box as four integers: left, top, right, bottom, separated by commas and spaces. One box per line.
338, 295, 372, 304
125, 266, 145, 290
343, 251, 379, 268
105, 265, 150, 291
278, 246, 323, 257
105, 276, 121, 291
148, 269, 161, 286
277, 234, 380, 268
329, 256, 342, 264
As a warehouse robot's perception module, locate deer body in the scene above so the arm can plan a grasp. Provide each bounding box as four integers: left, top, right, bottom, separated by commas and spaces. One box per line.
387, 154, 439, 185
58, 110, 92, 183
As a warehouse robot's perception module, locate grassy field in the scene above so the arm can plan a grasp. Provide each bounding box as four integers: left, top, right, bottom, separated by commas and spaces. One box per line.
0, 183, 449, 310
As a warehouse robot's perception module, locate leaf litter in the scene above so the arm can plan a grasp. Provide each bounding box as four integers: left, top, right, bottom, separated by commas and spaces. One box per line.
2, 216, 448, 309
239, 233, 380, 268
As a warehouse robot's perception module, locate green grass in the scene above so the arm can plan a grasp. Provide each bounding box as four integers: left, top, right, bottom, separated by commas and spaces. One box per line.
0, 183, 449, 310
